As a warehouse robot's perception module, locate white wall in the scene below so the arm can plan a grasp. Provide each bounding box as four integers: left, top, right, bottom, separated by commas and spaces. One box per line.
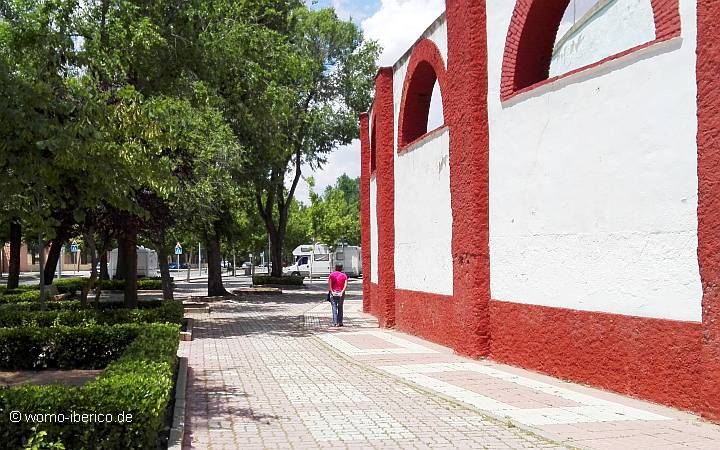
391, 15, 454, 295
550, 0, 656, 77
394, 128, 454, 294
370, 175, 379, 283
486, 0, 701, 321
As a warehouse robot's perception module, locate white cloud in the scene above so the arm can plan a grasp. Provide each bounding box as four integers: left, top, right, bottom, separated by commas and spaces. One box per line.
294, 0, 445, 202
361, 0, 445, 67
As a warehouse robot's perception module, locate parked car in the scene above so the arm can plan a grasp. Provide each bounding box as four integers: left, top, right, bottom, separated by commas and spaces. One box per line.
169, 262, 189, 270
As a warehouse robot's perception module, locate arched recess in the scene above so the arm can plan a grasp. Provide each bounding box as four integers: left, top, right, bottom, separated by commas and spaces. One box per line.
397, 38, 449, 151
500, 0, 681, 101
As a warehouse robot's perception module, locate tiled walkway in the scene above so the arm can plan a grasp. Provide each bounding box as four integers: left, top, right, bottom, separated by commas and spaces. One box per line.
180, 282, 720, 449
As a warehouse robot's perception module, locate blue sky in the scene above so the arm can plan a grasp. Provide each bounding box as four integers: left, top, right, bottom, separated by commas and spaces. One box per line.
307, 0, 382, 22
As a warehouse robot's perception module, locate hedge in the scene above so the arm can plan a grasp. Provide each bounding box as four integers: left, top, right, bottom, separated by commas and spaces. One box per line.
0, 324, 141, 370
252, 275, 304, 286
48, 277, 166, 293
0, 323, 179, 449
0, 300, 183, 329
0, 285, 36, 294
0, 290, 40, 304
0, 301, 84, 312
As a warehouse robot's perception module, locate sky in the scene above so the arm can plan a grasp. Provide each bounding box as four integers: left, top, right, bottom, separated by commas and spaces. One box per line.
294, 0, 445, 204
295, 0, 598, 204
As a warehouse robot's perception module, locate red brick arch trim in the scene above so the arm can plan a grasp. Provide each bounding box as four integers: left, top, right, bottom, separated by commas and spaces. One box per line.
500, 0, 681, 101
397, 38, 449, 151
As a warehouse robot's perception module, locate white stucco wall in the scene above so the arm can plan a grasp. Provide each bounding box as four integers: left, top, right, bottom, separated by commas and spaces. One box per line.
486, 0, 701, 321
550, 0, 656, 77
391, 15, 453, 295
370, 176, 379, 284
394, 128, 454, 294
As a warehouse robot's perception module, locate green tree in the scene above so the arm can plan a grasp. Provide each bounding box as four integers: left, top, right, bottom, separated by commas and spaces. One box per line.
307, 174, 360, 247
200, 5, 378, 276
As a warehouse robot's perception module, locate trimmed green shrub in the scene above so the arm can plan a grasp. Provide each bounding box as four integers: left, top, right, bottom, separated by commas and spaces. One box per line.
95, 278, 164, 291
252, 275, 304, 286
0, 290, 40, 304
0, 324, 141, 370
0, 300, 184, 328
0, 301, 84, 312
52, 277, 89, 296
0, 285, 36, 293
0, 323, 179, 449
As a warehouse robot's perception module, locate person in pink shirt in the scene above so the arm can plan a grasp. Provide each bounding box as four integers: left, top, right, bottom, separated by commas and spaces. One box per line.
327, 264, 348, 327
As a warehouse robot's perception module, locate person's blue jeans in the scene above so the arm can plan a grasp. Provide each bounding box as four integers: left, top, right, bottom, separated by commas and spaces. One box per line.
330, 296, 344, 326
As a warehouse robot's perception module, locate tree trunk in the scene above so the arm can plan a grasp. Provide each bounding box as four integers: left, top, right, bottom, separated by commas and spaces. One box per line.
38, 235, 46, 309
7, 221, 21, 289
207, 230, 228, 297
43, 238, 64, 285
99, 251, 110, 280
82, 230, 98, 306
120, 232, 138, 308
157, 244, 173, 300
270, 230, 283, 278
115, 240, 127, 280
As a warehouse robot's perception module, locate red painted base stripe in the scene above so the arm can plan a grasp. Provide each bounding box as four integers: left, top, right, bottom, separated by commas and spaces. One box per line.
395, 289, 455, 349
490, 300, 704, 414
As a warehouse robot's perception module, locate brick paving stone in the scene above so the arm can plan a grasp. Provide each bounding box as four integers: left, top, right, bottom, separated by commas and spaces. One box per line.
180, 282, 567, 449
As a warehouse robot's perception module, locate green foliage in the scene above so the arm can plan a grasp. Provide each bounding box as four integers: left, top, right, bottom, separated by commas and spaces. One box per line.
253, 275, 304, 286
0, 301, 84, 312
0, 285, 36, 293
51, 278, 88, 296
307, 174, 361, 246
39, 277, 164, 293
0, 300, 183, 328
0, 324, 179, 449
98, 278, 164, 291
0, 290, 40, 304
23, 426, 65, 450
0, 324, 141, 370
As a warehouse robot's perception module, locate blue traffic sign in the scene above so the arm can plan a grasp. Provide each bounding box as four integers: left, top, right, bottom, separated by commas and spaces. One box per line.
175, 243, 183, 255
70, 243, 79, 253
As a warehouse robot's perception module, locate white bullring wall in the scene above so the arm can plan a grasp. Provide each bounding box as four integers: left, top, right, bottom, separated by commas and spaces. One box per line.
486, 0, 702, 321
370, 175, 378, 284
550, 0, 656, 77
392, 15, 453, 295
394, 128, 453, 294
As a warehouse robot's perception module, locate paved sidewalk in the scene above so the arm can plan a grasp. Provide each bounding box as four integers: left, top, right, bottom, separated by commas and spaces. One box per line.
180, 282, 720, 449
180, 285, 567, 449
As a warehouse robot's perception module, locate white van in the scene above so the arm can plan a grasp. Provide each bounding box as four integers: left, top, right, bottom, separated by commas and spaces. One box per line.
283, 244, 362, 278
283, 244, 333, 278
333, 245, 362, 277
108, 246, 159, 278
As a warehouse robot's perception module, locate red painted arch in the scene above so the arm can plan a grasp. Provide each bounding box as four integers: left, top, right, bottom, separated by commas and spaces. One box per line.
397, 38, 449, 151
500, 0, 681, 101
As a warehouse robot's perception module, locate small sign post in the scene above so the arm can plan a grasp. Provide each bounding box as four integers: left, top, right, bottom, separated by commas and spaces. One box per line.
175, 242, 182, 273
70, 241, 79, 273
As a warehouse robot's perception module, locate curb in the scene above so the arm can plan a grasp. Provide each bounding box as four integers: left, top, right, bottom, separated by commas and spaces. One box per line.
167, 356, 188, 450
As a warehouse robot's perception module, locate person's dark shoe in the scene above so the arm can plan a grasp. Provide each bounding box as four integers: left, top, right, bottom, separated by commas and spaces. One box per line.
338, 323, 344, 327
